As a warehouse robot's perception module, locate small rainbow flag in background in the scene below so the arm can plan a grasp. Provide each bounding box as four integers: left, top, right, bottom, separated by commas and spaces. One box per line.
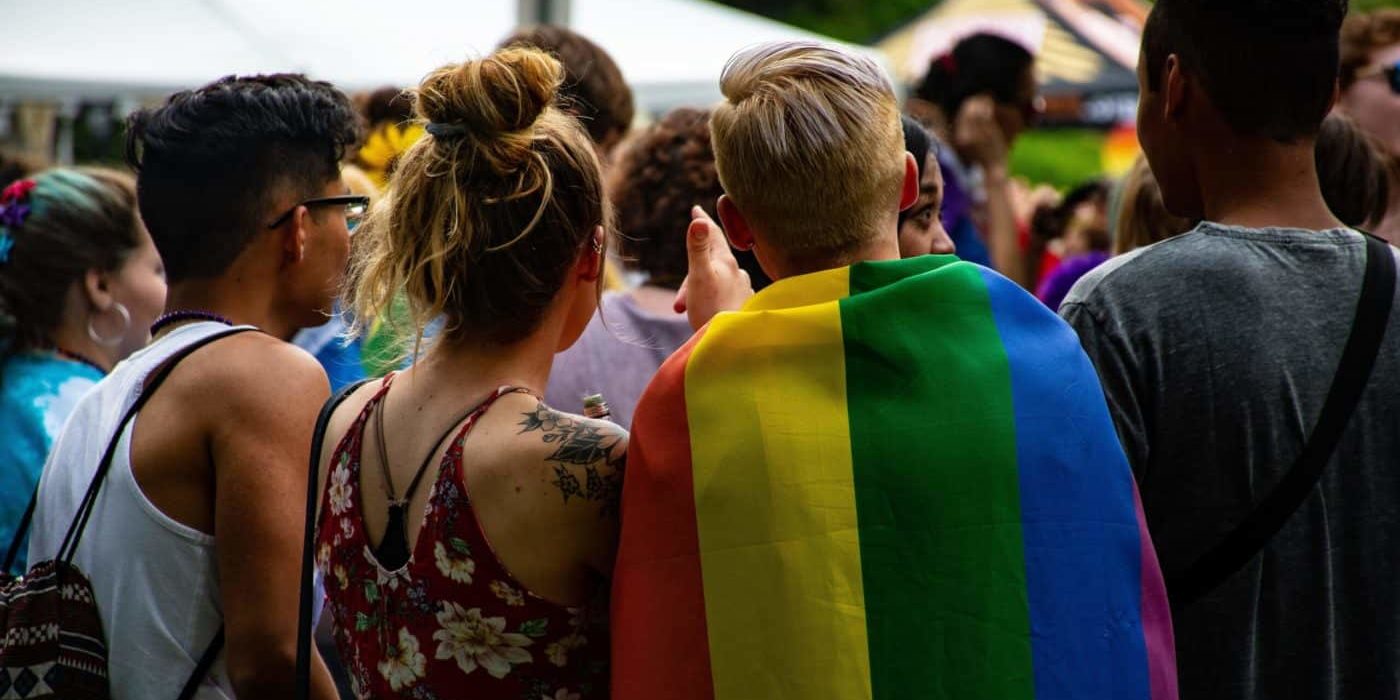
612, 255, 1177, 699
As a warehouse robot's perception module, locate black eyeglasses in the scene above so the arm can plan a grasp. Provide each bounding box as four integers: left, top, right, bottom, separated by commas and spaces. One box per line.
267, 195, 370, 231
1360, 60, 1400, 95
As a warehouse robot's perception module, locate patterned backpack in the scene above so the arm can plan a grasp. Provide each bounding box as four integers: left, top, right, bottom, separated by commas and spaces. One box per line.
0, 329, 246, 699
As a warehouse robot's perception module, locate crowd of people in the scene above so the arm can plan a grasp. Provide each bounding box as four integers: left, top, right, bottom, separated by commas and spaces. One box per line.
0, 0, 1398, 698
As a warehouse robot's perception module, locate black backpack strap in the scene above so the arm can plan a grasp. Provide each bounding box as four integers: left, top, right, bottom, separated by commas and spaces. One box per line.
55, 327, 256, 567
3, 488, 37, 576
175, 626, 225, 700
295, 378, 371, 699
1168, 234, 1395, 609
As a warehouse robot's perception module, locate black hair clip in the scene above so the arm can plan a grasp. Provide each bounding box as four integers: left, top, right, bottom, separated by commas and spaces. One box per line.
425, 122, 470, 138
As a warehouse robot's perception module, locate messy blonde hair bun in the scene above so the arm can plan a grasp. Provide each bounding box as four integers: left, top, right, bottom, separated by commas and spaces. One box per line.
346, 46, 608, 348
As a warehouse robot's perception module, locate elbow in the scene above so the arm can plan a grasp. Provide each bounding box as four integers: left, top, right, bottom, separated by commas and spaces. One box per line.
226, 640, 300, 697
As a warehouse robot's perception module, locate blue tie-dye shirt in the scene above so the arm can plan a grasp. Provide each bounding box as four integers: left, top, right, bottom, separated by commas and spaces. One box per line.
0, 353, 103, 572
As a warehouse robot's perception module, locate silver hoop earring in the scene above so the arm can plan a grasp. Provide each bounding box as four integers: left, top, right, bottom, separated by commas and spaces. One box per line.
87, 302, 131, 348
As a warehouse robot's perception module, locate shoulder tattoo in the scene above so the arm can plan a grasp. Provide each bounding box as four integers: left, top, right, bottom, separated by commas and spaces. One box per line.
518, 404, 626, 518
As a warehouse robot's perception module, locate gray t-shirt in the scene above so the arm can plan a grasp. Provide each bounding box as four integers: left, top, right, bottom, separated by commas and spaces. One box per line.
546, 291, 694, 429
1061, 223, 1400, 700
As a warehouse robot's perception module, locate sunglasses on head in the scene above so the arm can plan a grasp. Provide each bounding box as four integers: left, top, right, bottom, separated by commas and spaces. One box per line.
267, 194, 370, 231
1360, 60, 1400, 95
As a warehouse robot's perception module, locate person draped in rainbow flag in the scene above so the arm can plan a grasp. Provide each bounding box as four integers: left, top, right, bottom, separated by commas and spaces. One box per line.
611, 41, 1178, 700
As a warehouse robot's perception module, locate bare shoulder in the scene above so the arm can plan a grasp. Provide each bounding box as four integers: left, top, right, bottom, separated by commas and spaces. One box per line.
184, 332, 330, 426
198, 332, 326, 391
317, 378, 386, 472
506, 401, 629, 519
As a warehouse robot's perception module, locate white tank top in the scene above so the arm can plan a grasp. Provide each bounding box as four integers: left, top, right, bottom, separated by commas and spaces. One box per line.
29, 322, 252, 700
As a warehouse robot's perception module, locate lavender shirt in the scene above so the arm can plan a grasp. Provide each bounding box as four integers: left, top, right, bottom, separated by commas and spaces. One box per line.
546, 291, 694, 429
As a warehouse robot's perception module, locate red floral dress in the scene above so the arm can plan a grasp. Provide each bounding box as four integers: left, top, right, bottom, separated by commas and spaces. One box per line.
316, 376, 609, 699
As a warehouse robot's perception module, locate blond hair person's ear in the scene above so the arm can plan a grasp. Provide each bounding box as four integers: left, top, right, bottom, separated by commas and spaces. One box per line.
716, 195, 755, 252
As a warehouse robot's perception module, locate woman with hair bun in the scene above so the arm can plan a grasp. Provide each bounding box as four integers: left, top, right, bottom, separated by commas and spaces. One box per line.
0, 167, 166, 571
315, 46, 621, 698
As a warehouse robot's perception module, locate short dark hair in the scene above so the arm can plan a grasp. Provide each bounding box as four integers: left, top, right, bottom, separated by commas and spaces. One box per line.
915, 33, 1033, 120
1316, 114, 1391, 228
1142, 0, 1348, 143
500, 25, 635, 147
610, 108, 721, 289
125, 74, 360, 283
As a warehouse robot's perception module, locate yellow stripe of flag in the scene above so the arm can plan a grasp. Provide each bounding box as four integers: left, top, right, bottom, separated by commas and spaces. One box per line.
685, 268, 872, 700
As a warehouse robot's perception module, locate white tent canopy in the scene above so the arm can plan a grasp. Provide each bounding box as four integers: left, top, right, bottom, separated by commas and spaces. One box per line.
0, 0, 883, 113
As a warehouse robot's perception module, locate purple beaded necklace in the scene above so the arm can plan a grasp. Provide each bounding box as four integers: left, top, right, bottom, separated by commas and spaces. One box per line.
149, 310, 234, 336
53, 347, 107, 375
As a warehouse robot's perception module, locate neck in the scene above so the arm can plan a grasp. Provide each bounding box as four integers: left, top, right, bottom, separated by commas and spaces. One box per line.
405, 324, 558, 401
767, 228, 902, 281
160, 278, 301, 341
49, 323, 114, 372
1194, 137, 1343, 231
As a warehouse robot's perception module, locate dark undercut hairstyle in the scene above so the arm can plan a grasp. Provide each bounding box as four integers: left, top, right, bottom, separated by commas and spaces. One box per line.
125, 74, 360, 283
1142, 0, 1348, 144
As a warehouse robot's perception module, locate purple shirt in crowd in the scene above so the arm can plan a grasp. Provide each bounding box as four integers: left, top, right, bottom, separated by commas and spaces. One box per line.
1036, 251, 1111, 311
546, 291, 694, 429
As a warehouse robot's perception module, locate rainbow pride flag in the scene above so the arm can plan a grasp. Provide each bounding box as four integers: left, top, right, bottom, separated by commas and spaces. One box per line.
612, 255, 1176, 699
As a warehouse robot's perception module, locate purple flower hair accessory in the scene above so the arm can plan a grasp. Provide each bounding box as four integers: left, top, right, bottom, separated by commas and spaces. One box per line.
0, 178, 37, 264
0, 202, 30, 229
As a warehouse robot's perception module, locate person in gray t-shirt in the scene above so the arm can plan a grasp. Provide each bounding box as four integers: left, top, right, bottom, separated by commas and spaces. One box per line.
1062, 1, 1400, 698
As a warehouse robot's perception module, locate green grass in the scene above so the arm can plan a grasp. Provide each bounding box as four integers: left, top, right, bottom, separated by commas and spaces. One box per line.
1009, 129, 1108, 190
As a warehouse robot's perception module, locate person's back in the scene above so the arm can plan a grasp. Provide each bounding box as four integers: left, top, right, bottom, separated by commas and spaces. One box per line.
31, 322, 252, 697
29, 73, 360, 699
1060, 1, 1400, 697
1063, 224, 1400, 698
612, 41, 1176, 699
317, 47, 624, 698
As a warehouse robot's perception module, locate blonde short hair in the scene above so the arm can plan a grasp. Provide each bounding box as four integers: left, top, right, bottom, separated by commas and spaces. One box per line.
710, 42, 906, 260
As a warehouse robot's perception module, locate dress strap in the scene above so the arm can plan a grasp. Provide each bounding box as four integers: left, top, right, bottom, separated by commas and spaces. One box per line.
369, 384, 536, 570
400, 386, 537, 504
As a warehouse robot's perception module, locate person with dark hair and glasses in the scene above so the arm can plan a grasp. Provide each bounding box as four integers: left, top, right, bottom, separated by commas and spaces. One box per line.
28, 73, 360, 700
1059, 1, 1400, 698
1339, 8, 1400, 243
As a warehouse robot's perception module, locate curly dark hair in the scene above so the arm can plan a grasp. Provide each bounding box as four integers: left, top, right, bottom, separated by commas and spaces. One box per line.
125, 73, 360, 283
608, 108, 721, 289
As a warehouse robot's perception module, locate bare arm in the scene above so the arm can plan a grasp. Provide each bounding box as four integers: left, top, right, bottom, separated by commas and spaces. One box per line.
518, 405, 629, 576
210, 340, 339, 699
983, 164, 1028, 288
955, 95, 1028, 288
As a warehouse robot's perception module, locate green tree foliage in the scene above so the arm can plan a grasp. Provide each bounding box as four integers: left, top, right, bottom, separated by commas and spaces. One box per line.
1352, 0, 1400, 12
715, 0, 934, 43
717, 0, 1400, 44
